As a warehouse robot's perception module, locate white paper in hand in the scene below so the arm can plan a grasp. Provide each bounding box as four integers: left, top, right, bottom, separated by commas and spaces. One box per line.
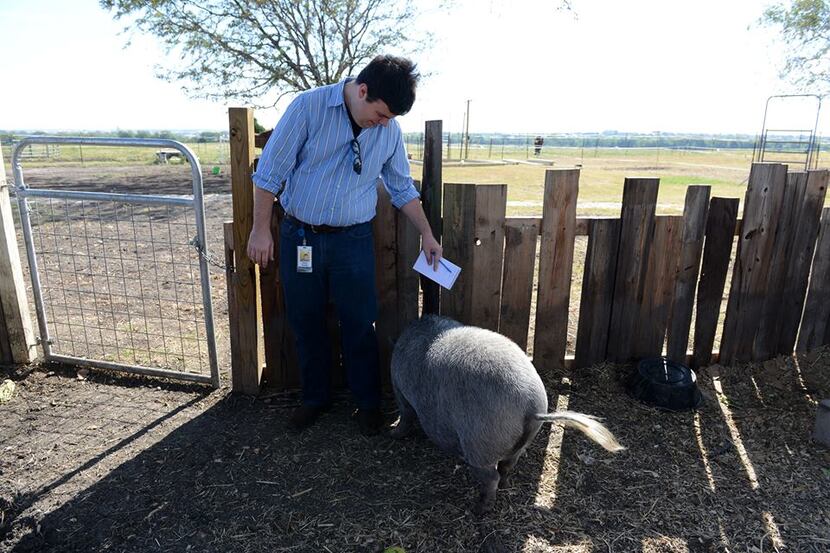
413, 251, 461, 290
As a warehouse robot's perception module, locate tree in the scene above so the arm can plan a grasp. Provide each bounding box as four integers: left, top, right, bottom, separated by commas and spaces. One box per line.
101, 0, 436, 105
761, 0, 830, 91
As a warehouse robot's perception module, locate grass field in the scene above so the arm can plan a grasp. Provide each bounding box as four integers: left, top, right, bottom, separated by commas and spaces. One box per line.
412, 147, 759, 216
1, 141, 229, 167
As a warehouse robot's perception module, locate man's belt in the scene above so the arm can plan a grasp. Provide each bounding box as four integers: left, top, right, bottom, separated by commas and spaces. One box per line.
284, 213, 357, 234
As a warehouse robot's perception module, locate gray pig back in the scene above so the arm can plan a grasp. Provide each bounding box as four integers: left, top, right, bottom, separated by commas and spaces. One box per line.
391, 316, 548, 467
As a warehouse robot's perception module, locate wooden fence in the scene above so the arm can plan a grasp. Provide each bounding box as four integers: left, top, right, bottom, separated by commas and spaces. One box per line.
225, 111, 830, 394
0, 146, 36, 365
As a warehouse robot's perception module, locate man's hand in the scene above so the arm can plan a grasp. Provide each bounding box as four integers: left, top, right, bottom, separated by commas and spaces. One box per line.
422, 233, 443, 271
399, 198, 443, 271
247, 227, 274, 268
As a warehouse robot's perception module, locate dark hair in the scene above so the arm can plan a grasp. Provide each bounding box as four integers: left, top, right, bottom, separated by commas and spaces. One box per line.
356, 55, 419, 116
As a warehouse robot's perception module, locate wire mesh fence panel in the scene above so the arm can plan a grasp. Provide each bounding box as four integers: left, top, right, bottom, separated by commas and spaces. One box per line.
11, 137, 219, 386
27, 197, 211, 375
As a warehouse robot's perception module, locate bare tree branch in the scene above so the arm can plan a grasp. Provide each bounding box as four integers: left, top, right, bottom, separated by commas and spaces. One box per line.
101, 0, 438, 106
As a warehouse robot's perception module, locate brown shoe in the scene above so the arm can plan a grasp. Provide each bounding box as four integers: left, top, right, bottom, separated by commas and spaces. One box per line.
288, 405, 326, 432
355, 408, 383, 436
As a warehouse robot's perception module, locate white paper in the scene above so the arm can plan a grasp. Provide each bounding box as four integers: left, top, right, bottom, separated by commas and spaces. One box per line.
413, 251, 461, 290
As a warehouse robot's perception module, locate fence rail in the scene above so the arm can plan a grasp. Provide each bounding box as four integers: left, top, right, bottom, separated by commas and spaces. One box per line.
403, 132, 830, 165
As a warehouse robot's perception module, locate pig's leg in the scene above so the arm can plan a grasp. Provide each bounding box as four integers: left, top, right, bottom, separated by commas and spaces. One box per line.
497, 451, 523, 489
497, 420, 541, 488
469, 465, 500, 515
390, 388, 417, 439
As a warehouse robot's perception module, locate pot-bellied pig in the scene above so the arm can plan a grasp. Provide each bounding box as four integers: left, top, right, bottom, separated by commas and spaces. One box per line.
390, 315, 624, 514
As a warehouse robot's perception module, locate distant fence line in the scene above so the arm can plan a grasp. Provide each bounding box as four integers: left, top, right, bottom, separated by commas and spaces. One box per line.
402, 132, 828, 162
2, 134, 821, 167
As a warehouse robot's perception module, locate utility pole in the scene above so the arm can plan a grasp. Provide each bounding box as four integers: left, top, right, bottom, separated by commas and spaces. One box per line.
460, 112, 466, 161
464, 99, 471, 160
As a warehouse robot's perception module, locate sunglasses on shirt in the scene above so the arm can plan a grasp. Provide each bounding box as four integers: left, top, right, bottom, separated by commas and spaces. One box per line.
350, 138, 362, 175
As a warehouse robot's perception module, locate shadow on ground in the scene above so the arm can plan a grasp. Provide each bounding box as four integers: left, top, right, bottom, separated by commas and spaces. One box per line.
1, 365, 552, 552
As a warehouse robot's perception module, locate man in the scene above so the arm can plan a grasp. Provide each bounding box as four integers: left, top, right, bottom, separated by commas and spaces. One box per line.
247, 55, 442, 436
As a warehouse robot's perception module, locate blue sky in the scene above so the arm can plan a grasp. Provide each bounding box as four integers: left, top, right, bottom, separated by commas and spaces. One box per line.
0, 0, 824, 134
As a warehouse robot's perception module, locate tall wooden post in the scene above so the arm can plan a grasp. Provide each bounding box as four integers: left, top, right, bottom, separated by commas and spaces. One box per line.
421, 120, 443, 314
533, 169, 579, 371
441, 183, 507, 330
0, 144, 36, 363
692, 197, 739, 369
797, 207, 830, 353
574, 218, 620, 369
665, 185, 710, 363
720, 163, 788, 364
606, 178, 659, 363
228, 108, 263, 394
777, 170, 829, 354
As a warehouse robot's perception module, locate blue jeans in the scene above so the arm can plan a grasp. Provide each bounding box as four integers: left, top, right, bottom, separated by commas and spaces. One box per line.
279, 217, 380, 409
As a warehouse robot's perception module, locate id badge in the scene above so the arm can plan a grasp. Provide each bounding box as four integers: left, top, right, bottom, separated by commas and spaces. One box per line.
297, 245, 313, 273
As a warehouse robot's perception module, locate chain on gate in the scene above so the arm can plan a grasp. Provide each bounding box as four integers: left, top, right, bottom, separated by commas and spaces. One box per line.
189, 236, 231, 272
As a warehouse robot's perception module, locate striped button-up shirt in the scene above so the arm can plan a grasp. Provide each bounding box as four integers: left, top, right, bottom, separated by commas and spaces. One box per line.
252, 79, 420, 226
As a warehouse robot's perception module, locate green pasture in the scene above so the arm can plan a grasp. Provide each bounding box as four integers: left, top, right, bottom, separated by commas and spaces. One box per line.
411, 147, 757, 216
1, 141, 229, 167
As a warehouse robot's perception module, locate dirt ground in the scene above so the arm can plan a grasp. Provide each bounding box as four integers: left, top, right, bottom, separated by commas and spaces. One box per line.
2, 165, 830, 552
2, 350, 830, 552
13, 164, 233, 196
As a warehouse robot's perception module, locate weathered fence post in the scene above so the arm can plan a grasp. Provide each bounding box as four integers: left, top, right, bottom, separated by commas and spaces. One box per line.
260, 202, 299, 389
754, 171, 805, 360
375, 180, 422, 386
720, 163, 788, 364
0, 144, 36, 363
421, 120, 443, 315
633, 215, 682, 358
533, 169, 579, 371
691, 197, 739, 369
499, 220, 538, 350
441, 183, 506, 330
606, 178, 659, 363
395, 183, 422, 333
797, 207, 830, 352
375, 181, 400, 381
574, 218, 620, 368
777, 170, 828, 354
665, 185, 710, 363
228, 108, 263, 394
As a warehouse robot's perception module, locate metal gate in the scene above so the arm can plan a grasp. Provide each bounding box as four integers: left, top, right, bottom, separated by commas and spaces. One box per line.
753, 94, 823, 171
11, 137, 219, 387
